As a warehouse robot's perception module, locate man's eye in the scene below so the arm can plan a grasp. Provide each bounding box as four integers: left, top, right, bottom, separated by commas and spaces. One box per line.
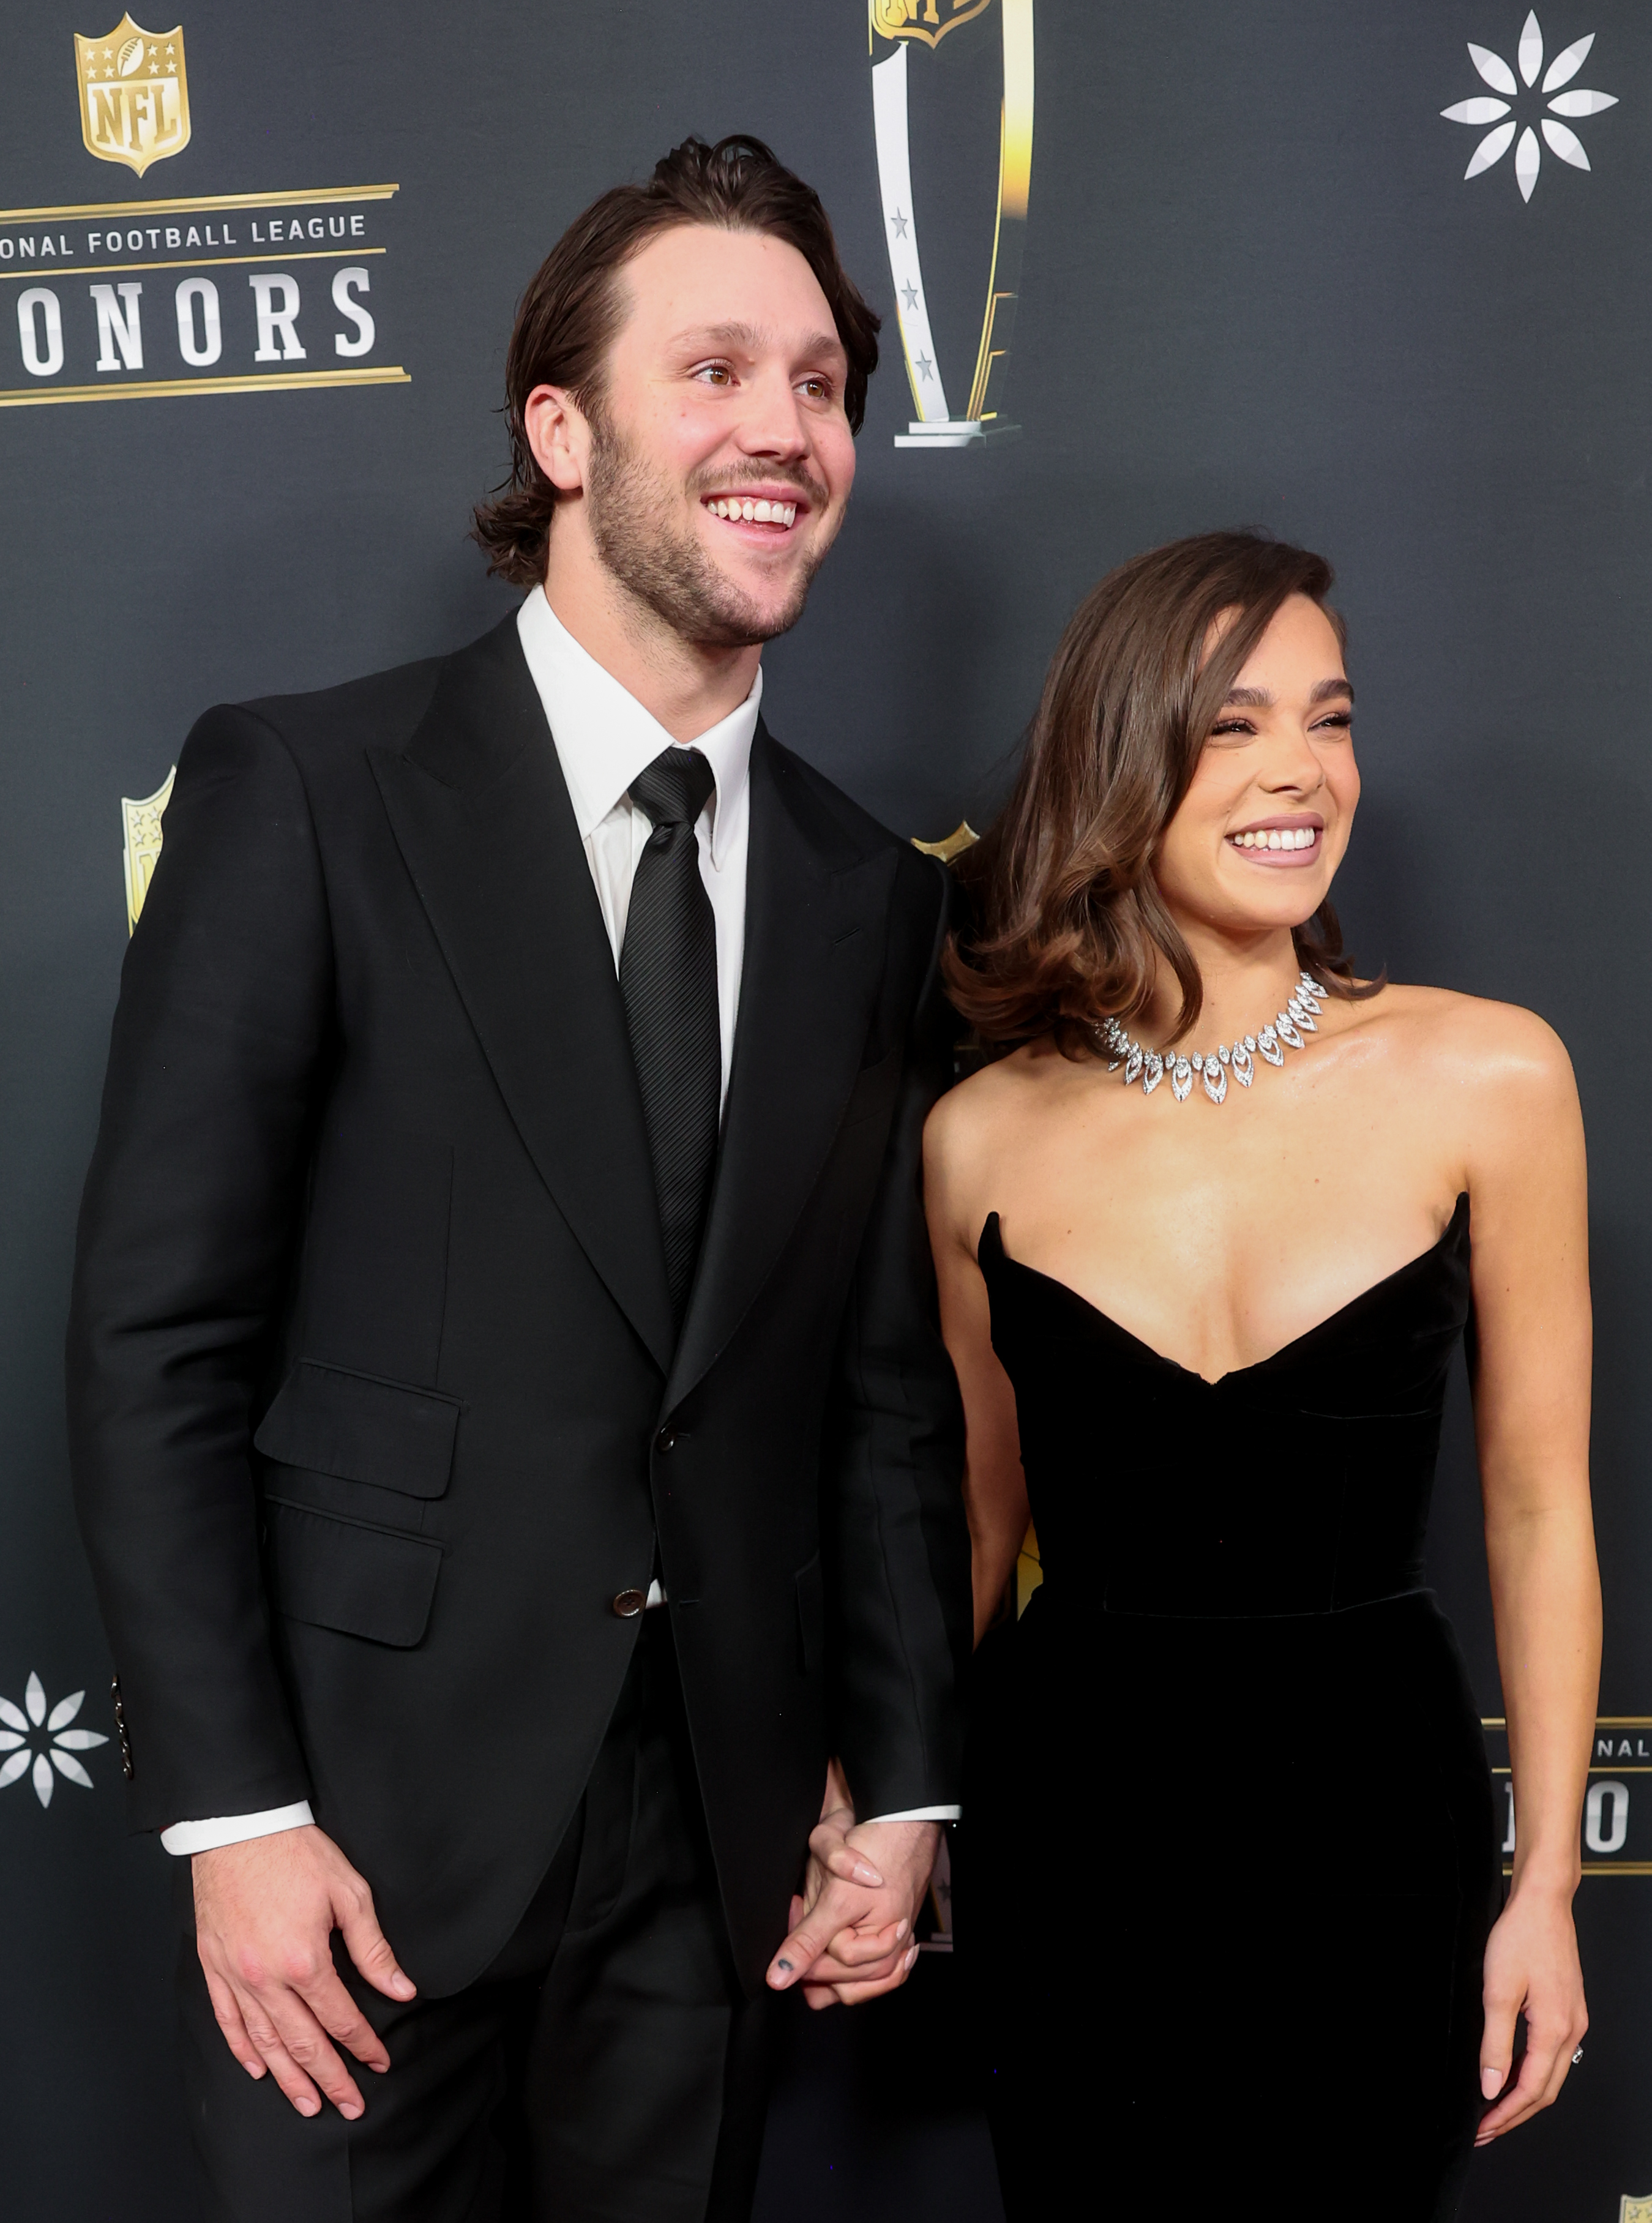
694, 363, 733, 386
799, 376, 832, 401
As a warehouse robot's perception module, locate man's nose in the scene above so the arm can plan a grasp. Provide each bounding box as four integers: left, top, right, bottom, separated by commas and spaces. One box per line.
731, 368, 810, 458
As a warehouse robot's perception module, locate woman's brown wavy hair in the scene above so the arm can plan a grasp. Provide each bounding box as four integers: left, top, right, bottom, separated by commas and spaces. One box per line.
946, 530, 1376, 1057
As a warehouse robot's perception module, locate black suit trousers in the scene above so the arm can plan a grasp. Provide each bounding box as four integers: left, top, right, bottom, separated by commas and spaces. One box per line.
178, 1614, 772, 2223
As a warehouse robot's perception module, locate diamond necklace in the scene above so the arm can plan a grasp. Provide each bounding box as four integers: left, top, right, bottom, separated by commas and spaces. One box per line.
1095, 971, 1326, 1106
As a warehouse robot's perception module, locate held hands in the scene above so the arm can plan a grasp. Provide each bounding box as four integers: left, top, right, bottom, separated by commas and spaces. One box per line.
765, 1759, 940, 2009
1476, 1882, 1588, 2143
192, 1824, 416, 2118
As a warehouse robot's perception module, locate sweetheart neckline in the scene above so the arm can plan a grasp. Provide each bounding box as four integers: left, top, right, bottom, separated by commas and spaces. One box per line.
979, 1193, 1469, 1389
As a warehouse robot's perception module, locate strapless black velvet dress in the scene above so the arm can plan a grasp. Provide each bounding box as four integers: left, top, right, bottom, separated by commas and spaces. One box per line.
957, 1196, 1498, 2222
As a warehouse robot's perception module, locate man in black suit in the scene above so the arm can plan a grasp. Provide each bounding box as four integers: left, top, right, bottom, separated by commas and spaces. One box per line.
67, 137, 969, 2221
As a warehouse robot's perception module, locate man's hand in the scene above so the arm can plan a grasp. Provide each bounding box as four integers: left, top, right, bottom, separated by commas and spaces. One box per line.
765, 1762, 940, 2008
192, 1823, 416, 2119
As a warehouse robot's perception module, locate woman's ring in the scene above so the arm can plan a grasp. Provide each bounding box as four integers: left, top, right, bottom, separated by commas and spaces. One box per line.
1572, 2047, 1584, 2066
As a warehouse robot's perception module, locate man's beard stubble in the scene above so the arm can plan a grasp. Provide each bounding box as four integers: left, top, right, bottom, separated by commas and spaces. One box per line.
584, 409, 834, 651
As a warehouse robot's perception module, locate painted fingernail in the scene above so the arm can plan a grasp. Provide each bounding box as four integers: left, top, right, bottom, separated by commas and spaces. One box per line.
895, 1919, 909, 1940
1481, 2068, 1503, 2098
853, 1863, 884, 1886
777, 1958, 794, 1973
904, 1945, 919, 1970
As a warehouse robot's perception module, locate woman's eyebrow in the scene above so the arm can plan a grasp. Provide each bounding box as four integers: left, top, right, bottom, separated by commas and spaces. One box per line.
1221, 678, 1355, 708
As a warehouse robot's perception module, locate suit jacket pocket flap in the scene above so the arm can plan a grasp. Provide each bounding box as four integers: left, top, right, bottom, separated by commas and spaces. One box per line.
266, 1500, 441, 1648
254, 1361, 460, 1498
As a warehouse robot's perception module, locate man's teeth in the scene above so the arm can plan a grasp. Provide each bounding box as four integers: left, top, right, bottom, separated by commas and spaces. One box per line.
1231, 826, 1319, 850
708, 498, 797, 526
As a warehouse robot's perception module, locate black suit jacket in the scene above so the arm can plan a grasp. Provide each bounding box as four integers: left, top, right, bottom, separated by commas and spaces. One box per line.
67, 615, 970, 1996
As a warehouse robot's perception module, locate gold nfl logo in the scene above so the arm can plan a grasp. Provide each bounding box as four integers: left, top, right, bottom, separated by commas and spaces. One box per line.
74, 15, 190, 177
121, 769, 175, 935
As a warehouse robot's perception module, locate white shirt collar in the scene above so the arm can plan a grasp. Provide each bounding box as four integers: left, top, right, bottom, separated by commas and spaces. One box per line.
516, 586, 760, 870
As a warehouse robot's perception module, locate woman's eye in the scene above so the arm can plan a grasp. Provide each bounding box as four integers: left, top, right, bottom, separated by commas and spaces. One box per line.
1209, 719, 1254, 738
1314, 711, 1353, 733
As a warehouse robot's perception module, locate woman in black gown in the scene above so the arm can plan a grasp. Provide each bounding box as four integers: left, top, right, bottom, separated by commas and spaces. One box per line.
925, 533, 1599, 2220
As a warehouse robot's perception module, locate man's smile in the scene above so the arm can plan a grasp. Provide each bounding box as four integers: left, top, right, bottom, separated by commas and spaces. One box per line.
701, 488, 801, 532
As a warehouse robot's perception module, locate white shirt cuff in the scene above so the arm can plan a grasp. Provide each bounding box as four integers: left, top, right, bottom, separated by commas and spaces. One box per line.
160, 1801, 315, 1855
862, 1805, 960, 1824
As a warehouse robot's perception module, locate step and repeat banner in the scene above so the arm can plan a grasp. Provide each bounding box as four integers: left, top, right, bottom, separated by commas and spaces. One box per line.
2, 4, 1650, 2217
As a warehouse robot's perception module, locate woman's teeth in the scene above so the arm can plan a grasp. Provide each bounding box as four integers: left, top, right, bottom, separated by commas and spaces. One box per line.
708, 497, 797, 526
1230, 826, 1318, 851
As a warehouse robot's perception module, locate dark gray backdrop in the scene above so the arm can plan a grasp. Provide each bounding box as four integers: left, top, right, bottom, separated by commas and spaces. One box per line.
2, 2, 1647, 2215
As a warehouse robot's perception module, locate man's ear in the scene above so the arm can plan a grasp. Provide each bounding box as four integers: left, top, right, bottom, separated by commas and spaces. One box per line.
523, 384, 589, 495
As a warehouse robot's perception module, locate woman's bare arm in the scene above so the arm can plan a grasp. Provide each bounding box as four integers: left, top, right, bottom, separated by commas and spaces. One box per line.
1461, 1006, 1599, 2142
923, 1088, 1029, 1646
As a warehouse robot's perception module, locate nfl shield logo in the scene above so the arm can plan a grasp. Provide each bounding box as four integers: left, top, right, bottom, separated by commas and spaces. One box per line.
74, 16, 191, 176
121, 768, 176, 935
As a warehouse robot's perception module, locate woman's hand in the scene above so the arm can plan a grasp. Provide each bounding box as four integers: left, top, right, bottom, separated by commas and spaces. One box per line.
764, 1759, 935, 2008
1475, 1883, 1588, 2143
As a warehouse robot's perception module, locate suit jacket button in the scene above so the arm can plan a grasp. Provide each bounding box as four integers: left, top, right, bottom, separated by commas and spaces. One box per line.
612, 1589, 648, 1619
656, 1428, 676, 1454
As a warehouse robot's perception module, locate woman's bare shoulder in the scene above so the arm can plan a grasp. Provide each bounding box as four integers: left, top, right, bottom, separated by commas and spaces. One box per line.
925, 1041, 1074, 1165
1359, 982, 1576, 1099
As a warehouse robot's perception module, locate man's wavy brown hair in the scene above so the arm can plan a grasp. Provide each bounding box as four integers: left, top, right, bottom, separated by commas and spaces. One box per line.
472, 135, 880, 588
946, 530, 1377, 1056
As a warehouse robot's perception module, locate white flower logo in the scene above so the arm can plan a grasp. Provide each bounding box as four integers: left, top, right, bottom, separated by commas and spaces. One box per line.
1441, 10, 1618, 201
0, 1673, 109, 1807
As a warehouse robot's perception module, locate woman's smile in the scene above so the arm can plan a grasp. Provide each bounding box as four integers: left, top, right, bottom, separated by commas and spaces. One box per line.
1225, 812, 1324, 867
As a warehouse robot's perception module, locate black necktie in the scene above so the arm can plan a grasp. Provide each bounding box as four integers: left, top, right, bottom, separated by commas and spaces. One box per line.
620, 747, 721, 1326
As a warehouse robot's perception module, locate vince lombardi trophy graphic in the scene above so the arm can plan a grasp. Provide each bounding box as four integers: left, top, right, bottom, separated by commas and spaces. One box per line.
870, 0, 1034, 448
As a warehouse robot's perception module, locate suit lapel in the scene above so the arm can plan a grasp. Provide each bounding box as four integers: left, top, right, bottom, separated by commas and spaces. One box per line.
370, 616, 675, 1375
668, 727, 895, 1406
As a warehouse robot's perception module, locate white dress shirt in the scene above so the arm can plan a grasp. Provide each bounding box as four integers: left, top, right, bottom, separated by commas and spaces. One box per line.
162, 589, 952, 1852
517, 585, 756, 1107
